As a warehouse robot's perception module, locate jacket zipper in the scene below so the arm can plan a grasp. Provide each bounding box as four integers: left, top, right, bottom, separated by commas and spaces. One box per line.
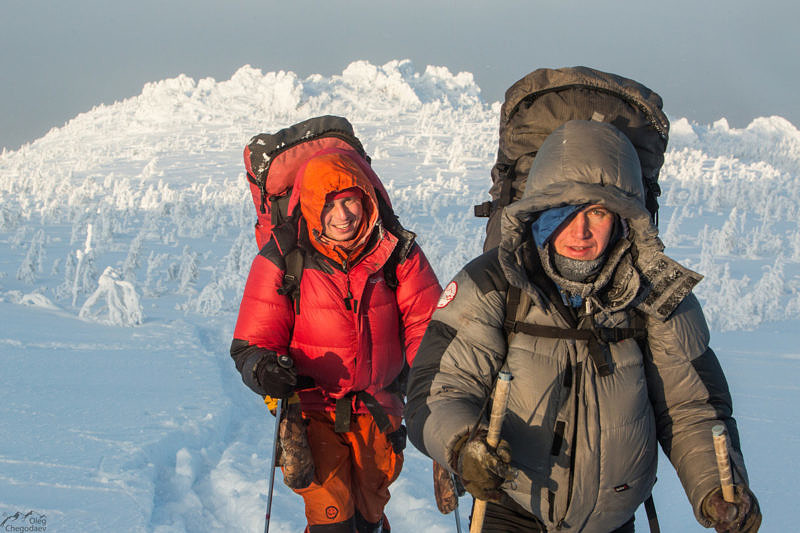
557, 301, 594, 527
343, 262, 356, 313
556, 360, 582, 529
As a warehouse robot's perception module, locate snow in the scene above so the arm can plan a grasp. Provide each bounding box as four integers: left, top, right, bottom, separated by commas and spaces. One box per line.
0, 59, 796, 531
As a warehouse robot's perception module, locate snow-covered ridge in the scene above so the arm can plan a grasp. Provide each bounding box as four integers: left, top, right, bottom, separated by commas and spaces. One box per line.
1, 60, 799, 332
1, 60, 797, 533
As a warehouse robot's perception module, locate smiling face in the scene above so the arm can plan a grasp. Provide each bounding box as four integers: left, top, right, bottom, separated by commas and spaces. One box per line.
321, 191, 364, 241
551, 204, 616, 260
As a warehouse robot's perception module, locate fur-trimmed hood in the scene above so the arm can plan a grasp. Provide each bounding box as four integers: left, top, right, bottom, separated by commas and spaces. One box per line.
498, 120, 701, 320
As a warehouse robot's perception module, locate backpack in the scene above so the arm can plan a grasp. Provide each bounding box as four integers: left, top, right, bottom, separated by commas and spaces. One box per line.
244, 115, 371, 249
244, 116, 415, 449
243, 115, 415, 312
474, 66, 670, 251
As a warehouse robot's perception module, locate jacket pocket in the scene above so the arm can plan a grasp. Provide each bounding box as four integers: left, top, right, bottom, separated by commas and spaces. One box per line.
596, 411, 657, 513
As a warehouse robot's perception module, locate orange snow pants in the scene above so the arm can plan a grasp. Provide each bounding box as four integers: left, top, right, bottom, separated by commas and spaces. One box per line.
292, 410, 403, 532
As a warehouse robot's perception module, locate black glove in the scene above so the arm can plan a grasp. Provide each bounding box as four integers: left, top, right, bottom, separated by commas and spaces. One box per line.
702, 485, 762, 533
454, 429, 514, 502
255, 353, 298, 398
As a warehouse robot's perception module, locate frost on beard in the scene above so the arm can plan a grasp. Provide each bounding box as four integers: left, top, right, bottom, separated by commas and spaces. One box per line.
79, 266, 144, 326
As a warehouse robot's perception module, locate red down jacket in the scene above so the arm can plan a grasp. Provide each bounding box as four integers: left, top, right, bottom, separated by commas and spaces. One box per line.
232, 150, 441, 417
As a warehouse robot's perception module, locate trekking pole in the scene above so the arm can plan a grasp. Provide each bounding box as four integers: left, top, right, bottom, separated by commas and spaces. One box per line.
712, 424, 735, 502
264, 354, 294, 533
452, 472, 463, 533
264, 397, 283, 533
469, 370, 512, 533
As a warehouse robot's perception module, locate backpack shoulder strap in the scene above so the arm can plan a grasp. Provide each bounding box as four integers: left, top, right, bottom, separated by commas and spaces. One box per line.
378, 188, 417, 292
503, 284, 523, 338
382, 227, 416, 291
644, 493, 661, 533
269, 193, 292, 228
272, 216, 306, 315
382, 252, 401, 291
277, 247, 304, 315
630, 307, 650, 357
504, 292, 648, 377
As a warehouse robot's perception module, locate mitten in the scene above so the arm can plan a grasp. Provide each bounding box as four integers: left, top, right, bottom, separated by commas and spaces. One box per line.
279, 401, 315, 489
433, 460, 459, 514
702, 485, 762, 533
454, 429, 514, 502
255, 352, 298, 398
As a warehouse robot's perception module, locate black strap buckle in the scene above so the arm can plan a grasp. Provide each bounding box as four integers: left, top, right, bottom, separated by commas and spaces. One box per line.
334, 395, 353, 433
473, 200, 493, 218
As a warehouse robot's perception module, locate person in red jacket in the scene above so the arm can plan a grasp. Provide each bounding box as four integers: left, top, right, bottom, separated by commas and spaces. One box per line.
231, 149, 442, 533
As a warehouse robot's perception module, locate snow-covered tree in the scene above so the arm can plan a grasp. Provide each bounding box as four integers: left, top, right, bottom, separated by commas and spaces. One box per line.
16, 229, 45, 284
748, 257, 786, 323
704, 263, 752, 331
54, 251, 78, 301
79, 266, 144, 326
0, 204, 20, 232
193, 281, 225, 316
660, 207, 683, 249
122, 232, 145, 281
712, 207, 742, 256
177, 245, 199, 295
143, 251, 169, 297
71, 224, 98, 307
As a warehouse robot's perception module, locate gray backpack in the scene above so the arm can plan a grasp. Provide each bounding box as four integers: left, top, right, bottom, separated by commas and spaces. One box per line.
474, 66, 670, 251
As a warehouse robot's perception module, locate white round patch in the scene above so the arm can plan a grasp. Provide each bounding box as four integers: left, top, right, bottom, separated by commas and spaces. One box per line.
436, 281, 458, 309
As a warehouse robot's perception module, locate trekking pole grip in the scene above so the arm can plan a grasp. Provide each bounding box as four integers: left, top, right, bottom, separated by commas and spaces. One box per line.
712, 424, 735, 503
470, 370, 513, 533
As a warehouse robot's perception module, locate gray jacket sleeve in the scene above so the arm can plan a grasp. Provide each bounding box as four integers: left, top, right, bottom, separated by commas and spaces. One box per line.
644, 292, 748, 527
405, 261, 508, 470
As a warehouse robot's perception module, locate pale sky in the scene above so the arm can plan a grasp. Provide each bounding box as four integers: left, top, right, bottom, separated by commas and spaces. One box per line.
1, 0, 797, 151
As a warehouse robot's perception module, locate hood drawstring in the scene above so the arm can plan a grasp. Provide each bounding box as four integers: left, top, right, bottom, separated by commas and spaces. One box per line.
343, 265, 355, 312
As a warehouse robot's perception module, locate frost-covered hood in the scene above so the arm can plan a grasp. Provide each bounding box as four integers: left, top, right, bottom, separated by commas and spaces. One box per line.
501, 120, 658, 252
498, 120, 701, 319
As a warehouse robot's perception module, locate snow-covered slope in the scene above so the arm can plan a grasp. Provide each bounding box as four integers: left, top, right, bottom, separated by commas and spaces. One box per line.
0, 60, 796, 532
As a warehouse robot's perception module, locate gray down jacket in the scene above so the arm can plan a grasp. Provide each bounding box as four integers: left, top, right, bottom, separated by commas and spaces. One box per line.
405, 121, 748, 532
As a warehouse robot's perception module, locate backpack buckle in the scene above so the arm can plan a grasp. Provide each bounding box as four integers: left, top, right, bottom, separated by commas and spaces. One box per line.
473, 201, 493, 218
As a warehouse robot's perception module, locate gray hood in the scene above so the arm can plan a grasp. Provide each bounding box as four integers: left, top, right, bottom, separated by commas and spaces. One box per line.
498, 120, 701, 320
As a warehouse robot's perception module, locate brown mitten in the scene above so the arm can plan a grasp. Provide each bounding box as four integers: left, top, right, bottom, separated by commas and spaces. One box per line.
455, 429, 514, 502
279, 402, 315, 490
702, 485, 762, 533
433, 460, 459, 514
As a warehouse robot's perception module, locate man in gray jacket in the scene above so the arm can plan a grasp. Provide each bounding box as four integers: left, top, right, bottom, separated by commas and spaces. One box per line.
405, 120, 761, 532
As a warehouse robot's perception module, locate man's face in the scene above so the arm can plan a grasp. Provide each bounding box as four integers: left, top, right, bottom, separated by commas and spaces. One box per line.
321, 193, 363, 241
551, 204, 615, 260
